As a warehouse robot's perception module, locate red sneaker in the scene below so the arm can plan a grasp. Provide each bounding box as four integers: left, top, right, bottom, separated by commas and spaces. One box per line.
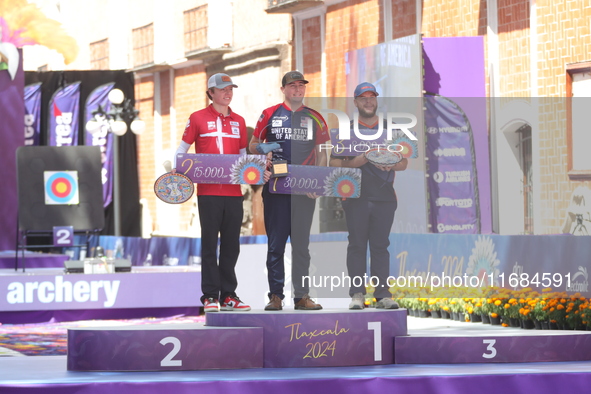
203, 298, 220, 313
220, 295, 251, 311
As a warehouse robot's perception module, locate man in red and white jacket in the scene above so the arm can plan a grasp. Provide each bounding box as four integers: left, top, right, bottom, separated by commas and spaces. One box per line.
174, 73, 250, 313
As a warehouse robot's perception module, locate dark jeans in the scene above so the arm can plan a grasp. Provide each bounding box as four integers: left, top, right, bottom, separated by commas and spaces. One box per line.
342, 198, 396, 299
262, 183, 316, 299
198, 195, 243, 302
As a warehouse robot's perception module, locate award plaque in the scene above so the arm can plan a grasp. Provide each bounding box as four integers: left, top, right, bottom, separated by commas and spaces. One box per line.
271, 160, 289, 178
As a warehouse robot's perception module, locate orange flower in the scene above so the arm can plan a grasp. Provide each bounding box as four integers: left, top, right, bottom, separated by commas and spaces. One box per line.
491, 313, 498, 318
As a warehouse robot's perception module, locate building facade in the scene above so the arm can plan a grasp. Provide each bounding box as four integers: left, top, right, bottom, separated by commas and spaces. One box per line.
22, 0, 591, 236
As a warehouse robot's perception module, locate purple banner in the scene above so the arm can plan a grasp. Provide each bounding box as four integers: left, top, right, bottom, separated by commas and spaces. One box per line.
24, 82, 41, 146
85, 83, 115, 206
424, 95, 480, 233
48, 81, 81, 146
0, 271, 201, 311
269, 165, 362, 198
423, 37, 490, 234
177, 153, 266, 185
0, 48, 24, 251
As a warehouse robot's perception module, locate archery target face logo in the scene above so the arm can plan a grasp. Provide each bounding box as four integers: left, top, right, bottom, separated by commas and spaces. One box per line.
44, 171, 79, 205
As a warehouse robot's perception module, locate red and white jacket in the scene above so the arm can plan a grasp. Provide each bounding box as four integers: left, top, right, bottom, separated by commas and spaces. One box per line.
182, 104, 247, 196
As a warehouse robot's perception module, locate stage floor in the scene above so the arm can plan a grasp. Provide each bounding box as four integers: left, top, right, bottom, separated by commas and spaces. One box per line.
1, 355, 591, 393
2, 317, 591, 393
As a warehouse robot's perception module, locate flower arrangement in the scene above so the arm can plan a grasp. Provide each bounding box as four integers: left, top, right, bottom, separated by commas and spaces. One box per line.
389, 283, 590, 330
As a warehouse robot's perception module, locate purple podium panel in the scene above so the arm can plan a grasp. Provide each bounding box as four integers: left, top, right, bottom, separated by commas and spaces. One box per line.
67, 323, 263, 371
206, 309, 407, 367
395, 330, 591, 364
177, 153, 266, 185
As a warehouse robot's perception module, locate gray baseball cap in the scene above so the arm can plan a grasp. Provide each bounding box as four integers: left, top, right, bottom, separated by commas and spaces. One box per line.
208, 73, 238, 89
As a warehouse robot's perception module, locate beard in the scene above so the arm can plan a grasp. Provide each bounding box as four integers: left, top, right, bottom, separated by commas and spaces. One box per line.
358, 105, 377, 119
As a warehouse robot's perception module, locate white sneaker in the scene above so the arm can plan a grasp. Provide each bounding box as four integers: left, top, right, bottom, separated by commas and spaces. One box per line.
203, 298, 220, 312
349, 293, 365, 310
220, 295, 251, 311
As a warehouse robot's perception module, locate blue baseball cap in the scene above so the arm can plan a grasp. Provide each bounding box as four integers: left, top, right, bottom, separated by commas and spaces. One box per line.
354, 82, 379, 97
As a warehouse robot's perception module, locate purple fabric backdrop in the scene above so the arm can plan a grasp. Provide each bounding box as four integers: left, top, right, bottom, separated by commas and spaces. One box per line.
423, 37, 492, 234
0, 49, 24, 251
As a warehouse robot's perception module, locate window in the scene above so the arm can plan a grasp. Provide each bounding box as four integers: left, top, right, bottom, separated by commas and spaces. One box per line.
90, 39, 109, 70
567, 63, 591, 178
132, 23, 154, 67
184, 5, 208, 53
